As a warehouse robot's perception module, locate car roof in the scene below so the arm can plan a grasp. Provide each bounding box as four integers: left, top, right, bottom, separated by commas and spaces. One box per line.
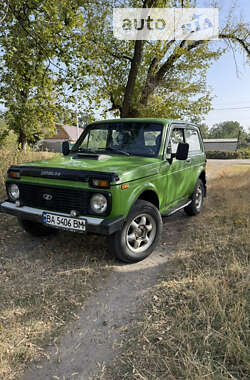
88, 118, 195, 126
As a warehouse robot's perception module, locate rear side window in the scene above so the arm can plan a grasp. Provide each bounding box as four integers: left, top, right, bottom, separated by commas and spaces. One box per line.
185, 129, 202, 153
169, 128, 185, 154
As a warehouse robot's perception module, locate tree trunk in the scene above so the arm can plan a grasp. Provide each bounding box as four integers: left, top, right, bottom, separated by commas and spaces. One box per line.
120, 40, 144, 118
17, 131, 27, 150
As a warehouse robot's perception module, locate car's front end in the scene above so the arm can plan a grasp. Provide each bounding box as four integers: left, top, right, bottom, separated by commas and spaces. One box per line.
1, 163, 125, 235
0, 118, 166, 238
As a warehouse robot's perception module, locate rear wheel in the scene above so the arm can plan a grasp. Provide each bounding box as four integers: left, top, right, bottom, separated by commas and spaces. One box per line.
184, 179, 204, 216
109, 200, 162, 263
18, 218, 58, 237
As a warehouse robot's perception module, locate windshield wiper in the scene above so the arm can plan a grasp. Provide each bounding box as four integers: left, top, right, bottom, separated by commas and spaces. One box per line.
105, 147, 130, 156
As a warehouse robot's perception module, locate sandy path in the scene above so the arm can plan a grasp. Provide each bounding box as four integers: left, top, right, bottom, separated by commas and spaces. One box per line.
22, 159, 250, 380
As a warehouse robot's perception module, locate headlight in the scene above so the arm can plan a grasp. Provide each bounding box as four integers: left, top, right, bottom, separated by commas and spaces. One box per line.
8, 184, 20, 201
90, 194, 107, 214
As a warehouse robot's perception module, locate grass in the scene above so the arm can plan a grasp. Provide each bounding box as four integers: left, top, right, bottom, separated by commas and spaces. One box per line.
102, 167, 250, 380
219, 164, 250, 175
0, 145, 57, 199
0, 144, 114, 379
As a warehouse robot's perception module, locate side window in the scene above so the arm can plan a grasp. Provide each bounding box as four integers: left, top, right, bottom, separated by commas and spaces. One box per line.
169, 128, 185, 154
185, 129, 202, 153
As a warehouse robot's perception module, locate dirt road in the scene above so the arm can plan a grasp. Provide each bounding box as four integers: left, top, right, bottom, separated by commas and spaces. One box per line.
7, 159, 248, 380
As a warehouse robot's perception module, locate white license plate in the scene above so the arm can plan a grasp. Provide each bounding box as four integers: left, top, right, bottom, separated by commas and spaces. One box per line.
42, 212, 86, 232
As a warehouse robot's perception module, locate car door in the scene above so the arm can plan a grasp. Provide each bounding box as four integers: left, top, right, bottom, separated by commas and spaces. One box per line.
184, 126, 205, 195
160, 124, 190, 209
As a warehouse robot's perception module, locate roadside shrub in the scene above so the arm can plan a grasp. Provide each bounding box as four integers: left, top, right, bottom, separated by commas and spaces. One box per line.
206, 150, 241, 159
238, 148, 250, 158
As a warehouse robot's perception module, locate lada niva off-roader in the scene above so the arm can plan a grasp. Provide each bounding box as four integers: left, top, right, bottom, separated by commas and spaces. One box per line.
0, 119, 206, 263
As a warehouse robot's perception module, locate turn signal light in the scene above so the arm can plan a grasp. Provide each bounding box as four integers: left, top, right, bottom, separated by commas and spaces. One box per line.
121, 183, 129, 190
9, 171, 21, 179
91, 179, 110, 188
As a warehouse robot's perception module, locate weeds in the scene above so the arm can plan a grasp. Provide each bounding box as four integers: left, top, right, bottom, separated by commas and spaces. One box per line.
0, 144, 57, 198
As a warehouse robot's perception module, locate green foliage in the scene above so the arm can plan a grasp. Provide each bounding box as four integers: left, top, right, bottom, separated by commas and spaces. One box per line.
209, 121, 242, 138
238, 148, 250, 159
0, 0, 87, 147
0, 118, 9, 143
198, 123, 209, 138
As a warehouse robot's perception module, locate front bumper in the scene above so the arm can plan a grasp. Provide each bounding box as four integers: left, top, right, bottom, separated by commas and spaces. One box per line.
0, 201, 124, 235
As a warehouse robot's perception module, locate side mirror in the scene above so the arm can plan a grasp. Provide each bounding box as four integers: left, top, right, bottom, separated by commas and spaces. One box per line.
62, 141, 70, 156
175, 142, 189, 160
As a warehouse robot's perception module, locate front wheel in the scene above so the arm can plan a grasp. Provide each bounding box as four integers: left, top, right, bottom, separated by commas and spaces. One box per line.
184, 179, 205, 216
109, 200, 162, 263
18, 218, 58, 237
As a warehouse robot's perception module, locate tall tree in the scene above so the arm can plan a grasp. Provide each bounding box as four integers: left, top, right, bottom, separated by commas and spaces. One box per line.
80, 0, 250, 121
0, 0, 87, 148
198, 123, 209, 138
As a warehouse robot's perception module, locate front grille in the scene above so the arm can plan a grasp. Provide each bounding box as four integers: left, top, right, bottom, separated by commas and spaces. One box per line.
19, 183, 90, 215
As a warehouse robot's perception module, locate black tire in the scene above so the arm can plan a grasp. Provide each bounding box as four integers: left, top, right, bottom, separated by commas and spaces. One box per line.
109, 200, 162, 263
184, 179, 204, 216
18, 218, 58, 237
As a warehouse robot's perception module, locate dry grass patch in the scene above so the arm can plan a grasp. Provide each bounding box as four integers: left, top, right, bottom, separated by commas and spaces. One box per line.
0, 146, 57, 198
0, 146, 114, 379
103, 168, 250, 380
219, 164, 250, 176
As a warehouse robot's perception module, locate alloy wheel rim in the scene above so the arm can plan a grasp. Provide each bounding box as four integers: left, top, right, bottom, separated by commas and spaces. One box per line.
195, 185, 203, 210
126, 213, 156, 254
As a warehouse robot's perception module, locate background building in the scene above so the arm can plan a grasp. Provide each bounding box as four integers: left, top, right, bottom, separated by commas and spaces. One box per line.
203, 138, 238, 152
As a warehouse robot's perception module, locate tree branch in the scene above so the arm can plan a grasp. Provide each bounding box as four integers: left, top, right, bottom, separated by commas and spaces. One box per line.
140, 39, 205, 106
108, 93, 121, 113
219, 33, 250, 57
110, 53, 133, 62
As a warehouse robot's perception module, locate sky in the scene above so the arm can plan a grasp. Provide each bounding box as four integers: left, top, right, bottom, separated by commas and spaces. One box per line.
201, 0, 250, 130
205, 51, 250, 130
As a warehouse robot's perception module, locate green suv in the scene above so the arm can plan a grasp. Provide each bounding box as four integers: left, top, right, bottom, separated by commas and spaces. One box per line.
0, 118, 206, 263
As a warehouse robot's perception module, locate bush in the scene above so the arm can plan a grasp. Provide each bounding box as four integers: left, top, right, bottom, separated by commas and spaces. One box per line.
205, 150, 250, 159
0, 120, 9, 144
238, 148, 250, 159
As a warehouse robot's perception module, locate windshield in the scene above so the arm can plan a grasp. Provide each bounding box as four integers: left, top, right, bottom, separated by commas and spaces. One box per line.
72, 122, 163, 157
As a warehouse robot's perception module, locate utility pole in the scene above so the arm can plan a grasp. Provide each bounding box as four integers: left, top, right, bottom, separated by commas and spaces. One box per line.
236, 129, 241, 151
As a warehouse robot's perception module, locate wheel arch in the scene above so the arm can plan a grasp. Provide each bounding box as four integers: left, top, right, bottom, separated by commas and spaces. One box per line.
137, 189, 159, 209
124, 184, 160, 218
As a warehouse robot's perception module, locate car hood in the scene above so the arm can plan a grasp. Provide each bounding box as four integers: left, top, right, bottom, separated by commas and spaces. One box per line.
17, 154, 162, 183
